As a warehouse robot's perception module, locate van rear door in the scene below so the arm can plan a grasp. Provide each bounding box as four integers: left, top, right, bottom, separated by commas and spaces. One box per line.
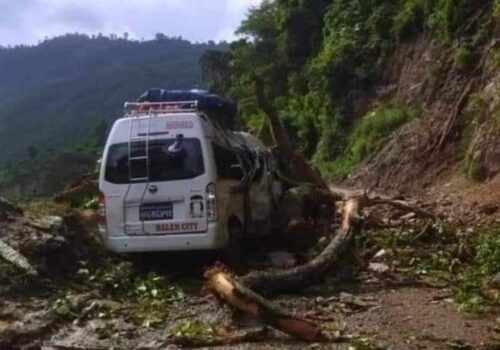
104, 137, 208, 235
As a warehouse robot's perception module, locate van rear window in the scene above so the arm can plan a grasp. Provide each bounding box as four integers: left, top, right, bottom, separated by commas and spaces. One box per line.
105, 138, 204, 184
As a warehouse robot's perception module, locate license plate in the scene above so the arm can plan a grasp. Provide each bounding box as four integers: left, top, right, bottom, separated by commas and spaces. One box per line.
140, 202, 173, 221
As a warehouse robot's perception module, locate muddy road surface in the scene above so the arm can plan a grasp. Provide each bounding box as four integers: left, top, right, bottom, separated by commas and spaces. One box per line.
0, 200, 498, 349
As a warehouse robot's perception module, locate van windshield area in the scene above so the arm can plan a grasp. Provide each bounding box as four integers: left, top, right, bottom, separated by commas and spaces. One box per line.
105, 138, 204, 184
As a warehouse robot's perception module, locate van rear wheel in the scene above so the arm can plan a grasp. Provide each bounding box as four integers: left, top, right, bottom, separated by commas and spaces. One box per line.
225, 219, 244, 270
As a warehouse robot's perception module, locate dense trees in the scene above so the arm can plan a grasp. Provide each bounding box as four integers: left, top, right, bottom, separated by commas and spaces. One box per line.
202, 0, 498, 179
0, 33, 227, 177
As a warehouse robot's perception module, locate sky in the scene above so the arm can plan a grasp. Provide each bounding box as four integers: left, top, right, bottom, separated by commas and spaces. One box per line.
0, 0, 264, 46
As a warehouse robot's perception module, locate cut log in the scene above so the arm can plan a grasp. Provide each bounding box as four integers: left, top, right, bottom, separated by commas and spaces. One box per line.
0, 239, 37, 275
205, 265, 326, 341
204, 197, 364, 342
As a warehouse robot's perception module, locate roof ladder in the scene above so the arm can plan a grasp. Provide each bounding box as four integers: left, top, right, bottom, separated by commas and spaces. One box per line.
127, 109, 153, 183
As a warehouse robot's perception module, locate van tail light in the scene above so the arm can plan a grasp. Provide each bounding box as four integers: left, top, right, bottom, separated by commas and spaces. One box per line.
206, 183, 217, 222
98, 192, 106, 227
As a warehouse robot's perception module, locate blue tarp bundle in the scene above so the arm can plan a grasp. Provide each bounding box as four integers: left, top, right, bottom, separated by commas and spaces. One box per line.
138, 89, 237, 129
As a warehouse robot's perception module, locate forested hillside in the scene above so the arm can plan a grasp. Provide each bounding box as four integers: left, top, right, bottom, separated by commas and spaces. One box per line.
0, 34, 225, 192
202, 0, 499, 189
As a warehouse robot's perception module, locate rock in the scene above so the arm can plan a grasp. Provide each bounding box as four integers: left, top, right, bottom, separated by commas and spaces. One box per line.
33, 216, 64, 233
373, 249, 387, 260
268, 251, 297, 269
0, 302, 56, 349
368, 262, 390, 274
42, 216, 63, 228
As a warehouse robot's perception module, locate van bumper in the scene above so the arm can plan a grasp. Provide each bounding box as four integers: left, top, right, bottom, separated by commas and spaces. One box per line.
102, 222, 227, 253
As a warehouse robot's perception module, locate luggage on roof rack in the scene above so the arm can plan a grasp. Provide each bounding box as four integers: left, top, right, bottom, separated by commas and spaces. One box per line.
137, 89, 238, 130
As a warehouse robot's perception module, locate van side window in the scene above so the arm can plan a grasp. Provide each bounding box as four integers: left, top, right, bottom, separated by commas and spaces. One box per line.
212, 143, 243, 180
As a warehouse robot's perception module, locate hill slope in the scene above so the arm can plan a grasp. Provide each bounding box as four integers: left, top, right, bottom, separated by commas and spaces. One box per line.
204, 0, 499, 192
0, 34, 225, 167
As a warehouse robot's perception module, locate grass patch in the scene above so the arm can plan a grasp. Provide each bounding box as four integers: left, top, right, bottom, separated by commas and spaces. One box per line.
461, 91, 490, 181
463, 140, 487, 181
324, 105, 419, 180
455, 227, 500, 313
393, 0, 426, 40
492, 47, 500, 68
453, 45, 476, 70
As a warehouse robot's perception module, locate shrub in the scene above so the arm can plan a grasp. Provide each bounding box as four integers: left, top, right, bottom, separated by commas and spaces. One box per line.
454, 45, 476, 70
393, 0, 426, 40
325, 105, 419, 180
427, 0, 477, 42
456, 227, 500, 312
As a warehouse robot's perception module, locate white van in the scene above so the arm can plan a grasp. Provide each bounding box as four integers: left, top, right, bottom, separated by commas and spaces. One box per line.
98, 100, 281, 253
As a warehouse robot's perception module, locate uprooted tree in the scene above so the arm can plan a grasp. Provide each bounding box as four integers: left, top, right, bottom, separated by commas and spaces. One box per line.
200, 76, 437, 342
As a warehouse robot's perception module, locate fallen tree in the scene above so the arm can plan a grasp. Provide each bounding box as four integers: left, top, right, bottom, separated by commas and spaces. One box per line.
205, 197, 364, 340
202, 77, 438, 343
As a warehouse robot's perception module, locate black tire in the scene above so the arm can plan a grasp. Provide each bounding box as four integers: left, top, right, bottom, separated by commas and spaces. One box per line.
224, 218, 244, 271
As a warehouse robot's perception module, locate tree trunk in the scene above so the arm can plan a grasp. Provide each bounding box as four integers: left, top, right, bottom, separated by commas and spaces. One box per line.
241, 198, 360, 294
253, 75, 327, 189
205, 265, 326, 341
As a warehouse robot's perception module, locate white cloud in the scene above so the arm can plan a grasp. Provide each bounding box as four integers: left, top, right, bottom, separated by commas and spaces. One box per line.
0, 0, 264, 46
227, 0, 263, 13
215, 0, 264, 42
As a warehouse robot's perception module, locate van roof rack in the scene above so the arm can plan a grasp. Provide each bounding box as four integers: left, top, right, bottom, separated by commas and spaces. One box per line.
124, 101, 199, 116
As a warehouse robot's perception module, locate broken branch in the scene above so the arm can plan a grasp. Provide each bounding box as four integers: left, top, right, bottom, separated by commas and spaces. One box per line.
170, 328, 269, 348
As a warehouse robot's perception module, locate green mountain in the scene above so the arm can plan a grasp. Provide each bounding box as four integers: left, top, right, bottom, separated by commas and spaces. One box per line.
0, 34, 226, 167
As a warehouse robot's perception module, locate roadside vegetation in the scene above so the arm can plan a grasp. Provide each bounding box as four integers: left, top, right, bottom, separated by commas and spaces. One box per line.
322, 105, 420, 180
456, 227, 500, 312
201, 0, 498, 179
